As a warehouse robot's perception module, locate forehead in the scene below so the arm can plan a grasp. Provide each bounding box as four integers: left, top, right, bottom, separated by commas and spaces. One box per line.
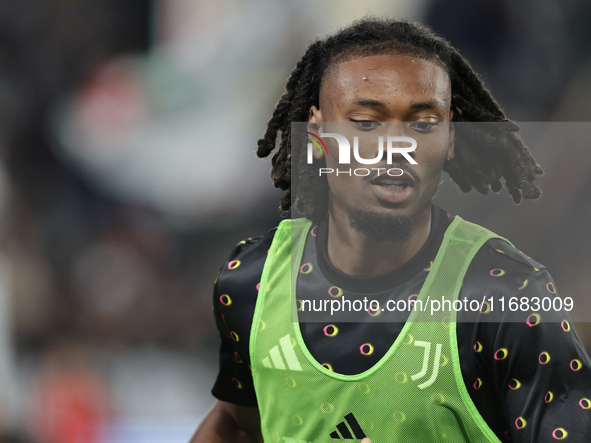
319, 54, 451, 112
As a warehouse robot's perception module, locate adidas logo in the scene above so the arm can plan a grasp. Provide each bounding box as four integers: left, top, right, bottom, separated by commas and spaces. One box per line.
329, 413, 366, 440
261, 334, 303, 371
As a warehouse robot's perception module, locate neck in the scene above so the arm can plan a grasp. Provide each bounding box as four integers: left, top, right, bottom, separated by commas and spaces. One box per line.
326, 204, 432, 276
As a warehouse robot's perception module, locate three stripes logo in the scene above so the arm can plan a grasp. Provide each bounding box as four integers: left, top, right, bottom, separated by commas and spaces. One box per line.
329, 413, 366, 440
261, 334, 303, 371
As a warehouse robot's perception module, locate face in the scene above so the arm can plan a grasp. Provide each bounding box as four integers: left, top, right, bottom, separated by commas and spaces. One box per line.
307, 53, 454, 229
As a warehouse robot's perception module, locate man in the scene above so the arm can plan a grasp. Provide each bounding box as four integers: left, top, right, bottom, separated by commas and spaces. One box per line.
192, 18, 591, 442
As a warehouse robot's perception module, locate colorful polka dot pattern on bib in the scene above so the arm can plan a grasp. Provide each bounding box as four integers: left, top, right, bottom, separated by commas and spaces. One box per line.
210, 209, 591, 442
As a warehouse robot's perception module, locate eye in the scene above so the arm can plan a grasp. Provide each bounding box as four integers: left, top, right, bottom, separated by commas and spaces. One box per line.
351, 119, 381, 131
410, 122, 438, 133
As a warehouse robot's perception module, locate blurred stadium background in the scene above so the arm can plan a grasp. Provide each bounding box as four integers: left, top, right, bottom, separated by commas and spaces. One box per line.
0, 0, 590, 441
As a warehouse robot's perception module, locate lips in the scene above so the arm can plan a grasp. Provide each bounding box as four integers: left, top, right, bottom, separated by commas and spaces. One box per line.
371, 176, 410, 190
369, 171, 415, 204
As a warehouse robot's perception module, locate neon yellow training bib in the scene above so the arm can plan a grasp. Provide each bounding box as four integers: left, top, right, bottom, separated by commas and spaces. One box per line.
250, 216, 506, 442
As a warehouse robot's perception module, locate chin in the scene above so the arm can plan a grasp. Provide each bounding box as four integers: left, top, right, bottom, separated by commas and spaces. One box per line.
348, 207, 414, 243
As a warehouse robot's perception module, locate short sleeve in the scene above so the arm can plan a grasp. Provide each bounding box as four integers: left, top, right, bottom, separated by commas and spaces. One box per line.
210, 230, 276, 406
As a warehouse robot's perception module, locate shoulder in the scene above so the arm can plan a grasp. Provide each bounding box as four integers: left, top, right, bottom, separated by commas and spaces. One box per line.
215, 227, 278, 294
481, 236, 545, 274
459, 222, 555, 312
216, 218, 312, 281
464, 219, 548, 286
225, 227, 279, 264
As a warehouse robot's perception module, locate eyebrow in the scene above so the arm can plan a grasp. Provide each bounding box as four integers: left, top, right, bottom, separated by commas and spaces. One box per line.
354, 98, 388, 109
353, 99, 446, 111
409, 100, 443, 111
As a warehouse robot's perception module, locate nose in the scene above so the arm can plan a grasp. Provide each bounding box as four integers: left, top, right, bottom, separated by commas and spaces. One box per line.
378, 123, 417, 164
380, 135, 417, 165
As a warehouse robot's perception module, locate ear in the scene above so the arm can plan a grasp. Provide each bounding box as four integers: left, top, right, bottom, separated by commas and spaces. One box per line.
308, 105, 322, 126
308, 106, 325, 160
447, 110, 455, 161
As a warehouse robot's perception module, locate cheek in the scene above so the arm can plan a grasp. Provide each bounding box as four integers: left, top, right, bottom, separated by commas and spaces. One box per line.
415, 137, 451, 169
324, 168, 370, 208
415, 152, 448, 190
424, 159, 447, 185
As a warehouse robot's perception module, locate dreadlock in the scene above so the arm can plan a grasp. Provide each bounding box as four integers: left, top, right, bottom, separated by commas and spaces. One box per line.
256, 18, 543, 221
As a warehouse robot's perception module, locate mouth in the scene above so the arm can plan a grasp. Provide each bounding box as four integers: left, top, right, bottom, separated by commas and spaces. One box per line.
369, 172, 415, 204
370, 171, 415, 188
371, 176, 411, 191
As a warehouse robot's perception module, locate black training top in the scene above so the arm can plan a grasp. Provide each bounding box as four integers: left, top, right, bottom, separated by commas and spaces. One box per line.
210, 205, 591, 442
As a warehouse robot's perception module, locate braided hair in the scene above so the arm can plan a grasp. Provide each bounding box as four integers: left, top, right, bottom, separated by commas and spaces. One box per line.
256, 18, 543, 221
